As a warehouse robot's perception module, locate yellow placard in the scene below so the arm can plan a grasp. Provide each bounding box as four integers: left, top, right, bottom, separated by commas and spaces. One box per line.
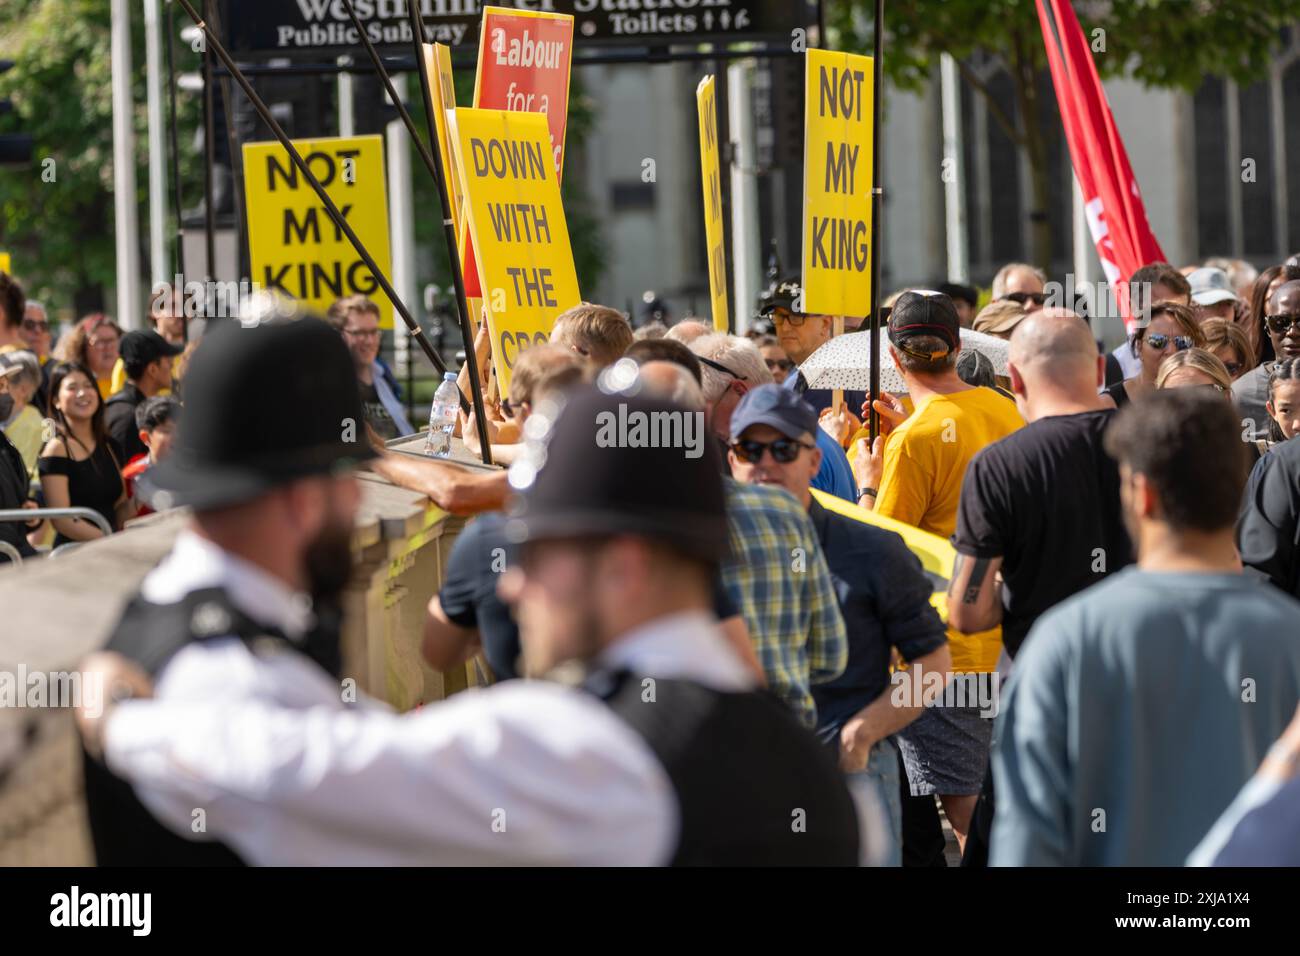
802, 48, 874, 319
812, 488, 1003, 673
0, 253, 10, 274
449, 108, 580, 396
696, 75, 728, 333
425, 42, 464, 239
242, 135, 394, 329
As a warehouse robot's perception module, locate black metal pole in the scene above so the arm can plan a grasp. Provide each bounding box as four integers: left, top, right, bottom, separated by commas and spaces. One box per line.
207, 2, 249, 286
165, 0, 185, 314
868, 0, 884, 441
340, 0, 444, 197
202, 0, 216, 282
405, 1, 494, 465
172, 0, 466, 412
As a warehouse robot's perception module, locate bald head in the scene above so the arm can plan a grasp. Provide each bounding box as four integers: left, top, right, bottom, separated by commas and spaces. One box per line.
637, 360, 706, 411
1008, 310, 1105, 412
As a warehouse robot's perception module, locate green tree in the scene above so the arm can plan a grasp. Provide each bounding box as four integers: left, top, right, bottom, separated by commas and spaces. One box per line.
826, 0, 1300, 270
0, 0, 202, 317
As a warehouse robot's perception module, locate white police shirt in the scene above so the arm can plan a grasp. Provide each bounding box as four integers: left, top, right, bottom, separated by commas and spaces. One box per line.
106, 539, 757, 865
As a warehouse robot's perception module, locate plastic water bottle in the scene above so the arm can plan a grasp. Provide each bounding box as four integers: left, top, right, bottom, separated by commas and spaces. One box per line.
424, 372, 460, 458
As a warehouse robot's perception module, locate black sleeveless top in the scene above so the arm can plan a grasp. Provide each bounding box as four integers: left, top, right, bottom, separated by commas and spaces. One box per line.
83, 586, 343, 866
583, 670, 861, 865
1103, 380, 1131, 409
38, 439, 123, 546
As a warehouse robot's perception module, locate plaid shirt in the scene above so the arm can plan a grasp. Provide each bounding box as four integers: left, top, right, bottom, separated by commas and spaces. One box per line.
721, 480, 848, 727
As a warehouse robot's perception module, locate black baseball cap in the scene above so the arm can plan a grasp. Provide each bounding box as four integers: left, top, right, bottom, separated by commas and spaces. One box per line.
936, 282, 979, 308
141, 304, 375, 511
888, 290, 962, 361
758, 277, 804, 316
729, 384, 818, 443
119, 329, 183, 367
506, 387, 729, 563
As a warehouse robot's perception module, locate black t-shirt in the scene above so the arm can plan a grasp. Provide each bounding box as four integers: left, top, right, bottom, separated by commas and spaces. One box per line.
104, 384, 147, 463
953, 409, 1133, 657
359, 380, 399, 441
1239, 437, 1300, 600
439, 513, 738, 681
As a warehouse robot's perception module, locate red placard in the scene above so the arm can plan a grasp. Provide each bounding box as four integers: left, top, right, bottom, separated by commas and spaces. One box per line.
462, 6, 574, 297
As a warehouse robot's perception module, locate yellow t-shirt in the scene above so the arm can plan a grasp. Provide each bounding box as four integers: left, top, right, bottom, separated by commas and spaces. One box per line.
2, 403, 43, 478
875, 387, 1024, 674
876, 387, 1023, 539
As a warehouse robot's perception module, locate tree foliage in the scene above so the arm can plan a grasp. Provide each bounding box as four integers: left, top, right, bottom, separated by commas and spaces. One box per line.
0, 0, 203, 315
825, 0, 1300, 269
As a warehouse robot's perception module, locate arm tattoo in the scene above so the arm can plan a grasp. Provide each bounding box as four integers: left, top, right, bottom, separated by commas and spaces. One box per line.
962, 556, 992, 605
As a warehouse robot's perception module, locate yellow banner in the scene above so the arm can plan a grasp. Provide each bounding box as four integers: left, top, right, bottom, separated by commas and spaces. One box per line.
449, 108, 580, 396
242, 135, 394, 329
812, 488, 1004, 674
802, 48, 874, 319
425, 42, 464, 239
696, 75, 728, 333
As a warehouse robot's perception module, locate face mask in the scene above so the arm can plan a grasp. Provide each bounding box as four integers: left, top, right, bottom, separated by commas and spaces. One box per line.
0, 393, 13, 422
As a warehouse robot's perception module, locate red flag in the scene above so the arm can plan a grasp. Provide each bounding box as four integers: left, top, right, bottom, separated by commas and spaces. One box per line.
1036, 0, 1165, 326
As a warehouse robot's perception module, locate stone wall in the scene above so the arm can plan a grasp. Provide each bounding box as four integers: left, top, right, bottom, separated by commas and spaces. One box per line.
0, 444, 495, 865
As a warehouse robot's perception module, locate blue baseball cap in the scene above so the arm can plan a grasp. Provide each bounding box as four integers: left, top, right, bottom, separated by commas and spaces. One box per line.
729, 384, 819, 443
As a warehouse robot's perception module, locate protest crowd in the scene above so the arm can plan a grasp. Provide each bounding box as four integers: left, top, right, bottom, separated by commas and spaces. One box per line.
5, 247, 1300, 868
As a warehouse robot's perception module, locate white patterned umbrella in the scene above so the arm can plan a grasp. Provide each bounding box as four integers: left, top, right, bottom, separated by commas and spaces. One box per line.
799, 328, 1012, 393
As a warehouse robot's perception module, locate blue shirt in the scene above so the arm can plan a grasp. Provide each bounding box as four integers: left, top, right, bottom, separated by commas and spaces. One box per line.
992, 567, 1300, 866
806, 498, 948, 744
783, 368, 863, 503
812, 429, 857, 503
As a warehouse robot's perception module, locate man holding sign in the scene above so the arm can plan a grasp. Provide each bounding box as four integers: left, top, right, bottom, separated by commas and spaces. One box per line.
449, 108, 581, 397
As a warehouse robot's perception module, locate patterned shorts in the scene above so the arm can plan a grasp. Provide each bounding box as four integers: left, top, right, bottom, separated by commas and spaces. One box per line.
895, 703, 994, 796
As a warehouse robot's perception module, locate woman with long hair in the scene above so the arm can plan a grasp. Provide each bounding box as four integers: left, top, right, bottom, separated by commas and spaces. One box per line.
1103, 302, 1205, 408
1198, 317, 1255, 381
58, 314, 122, 399
1247, 264, 1300, 363
37, 361, 132, 546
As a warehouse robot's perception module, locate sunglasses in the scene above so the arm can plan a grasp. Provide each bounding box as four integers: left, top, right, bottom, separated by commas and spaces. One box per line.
1265, 313, 1300, 335
1000, 292, 1047, 306
1145, 333, 1194, 352
766, 358, 794, 374
771, 309, 810, 327
731, 437, 814, 464
22, 319, 49, 333
501, 397, 529, 419
698, 354, 746, 381
1223, 360, 1244, 377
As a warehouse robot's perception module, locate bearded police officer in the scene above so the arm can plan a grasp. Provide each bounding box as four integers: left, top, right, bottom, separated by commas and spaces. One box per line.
78, 387, 867, 865
79, 299, 377, 865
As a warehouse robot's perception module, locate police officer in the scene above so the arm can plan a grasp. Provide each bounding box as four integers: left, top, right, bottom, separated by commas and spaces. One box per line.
79, 297, 377, 865
78, 387, 866, 865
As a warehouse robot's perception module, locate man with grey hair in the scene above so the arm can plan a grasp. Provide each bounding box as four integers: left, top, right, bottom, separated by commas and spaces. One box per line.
691, 333, 857, 501
0, 349, 44, 475
991, 262, 1048, 313
664, 318, 711, 345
